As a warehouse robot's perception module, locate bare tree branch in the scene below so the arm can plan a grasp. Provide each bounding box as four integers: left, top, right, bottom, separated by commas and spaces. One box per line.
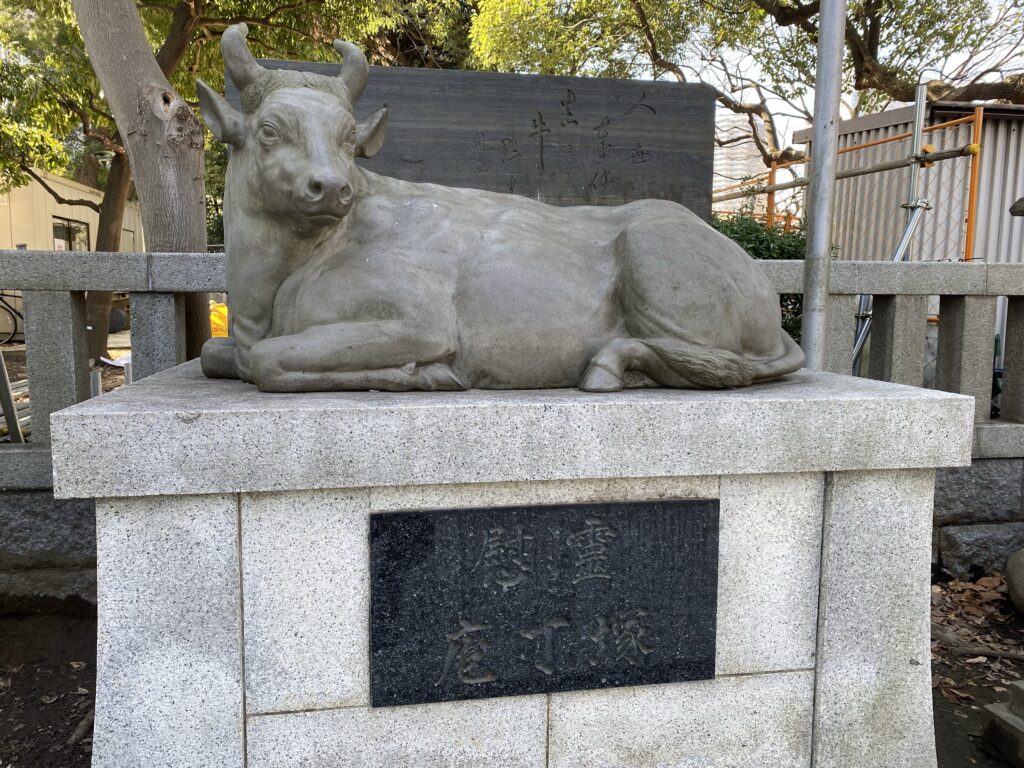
627, 0, 687, 81
750, 0, 1024, 105
21, 165, 101, 212
154, 1, 200, 78
715, 134, 753, 148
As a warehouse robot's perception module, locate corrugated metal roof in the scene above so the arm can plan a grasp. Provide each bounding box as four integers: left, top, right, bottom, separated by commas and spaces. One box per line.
793, 101, 1024, 143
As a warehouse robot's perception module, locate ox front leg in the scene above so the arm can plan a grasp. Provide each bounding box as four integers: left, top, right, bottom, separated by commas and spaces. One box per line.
201, 337, 240, 379
248, 321, 467, 392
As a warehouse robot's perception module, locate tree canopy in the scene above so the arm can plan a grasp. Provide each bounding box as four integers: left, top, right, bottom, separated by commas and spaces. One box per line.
2, 0, 1020, 191
471, 0, 1024, 163
0, 3, 111, 197
0, 0, 475, 197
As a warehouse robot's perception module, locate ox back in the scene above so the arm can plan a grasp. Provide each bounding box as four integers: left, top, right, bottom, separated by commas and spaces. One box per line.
225, 64, 715, 219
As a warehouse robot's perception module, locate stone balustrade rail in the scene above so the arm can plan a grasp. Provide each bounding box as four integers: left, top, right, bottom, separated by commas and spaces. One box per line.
0, 251, 1020, 493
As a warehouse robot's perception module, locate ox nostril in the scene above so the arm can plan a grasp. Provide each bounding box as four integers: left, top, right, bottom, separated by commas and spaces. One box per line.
305, 176, 350, 205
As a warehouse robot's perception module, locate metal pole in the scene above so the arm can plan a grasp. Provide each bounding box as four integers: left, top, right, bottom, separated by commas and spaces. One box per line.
711, 144, 978, 203
0, 348, 24, 443
851, 81, 927, 375
905, 81, 928, 233
908, 84, 927, 197
964, 106, 985, 261
850, 200, 931, 370
800, 0, 847, 370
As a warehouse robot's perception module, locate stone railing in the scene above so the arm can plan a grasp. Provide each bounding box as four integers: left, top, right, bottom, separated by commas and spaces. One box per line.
0, 252, 1021, 494
761, 259, 1017, 459
0, 250, 224, 493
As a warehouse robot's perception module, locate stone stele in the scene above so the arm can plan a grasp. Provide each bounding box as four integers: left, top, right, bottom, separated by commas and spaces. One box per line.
195, 23, 804, 393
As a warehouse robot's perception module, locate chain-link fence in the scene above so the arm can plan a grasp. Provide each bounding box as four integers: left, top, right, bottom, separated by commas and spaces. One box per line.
712, 109, 984, 384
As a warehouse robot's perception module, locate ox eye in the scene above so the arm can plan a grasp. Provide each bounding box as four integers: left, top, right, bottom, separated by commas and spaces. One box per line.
259, 123, 281, 142
343, 130, 357, 148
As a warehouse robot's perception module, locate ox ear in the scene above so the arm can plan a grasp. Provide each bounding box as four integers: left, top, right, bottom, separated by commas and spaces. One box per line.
355, 108, 388, 159
196, 79, 246, 146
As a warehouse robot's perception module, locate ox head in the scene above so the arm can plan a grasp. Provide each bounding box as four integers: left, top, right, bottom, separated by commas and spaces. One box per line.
196, 24, 387, 230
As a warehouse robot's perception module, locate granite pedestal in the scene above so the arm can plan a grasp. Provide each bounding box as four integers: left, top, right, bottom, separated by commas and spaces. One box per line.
50, 361, 973, 768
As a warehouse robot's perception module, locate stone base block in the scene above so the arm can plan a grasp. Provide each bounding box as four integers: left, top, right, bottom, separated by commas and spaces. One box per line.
935, 458, 1024, 527
984, 681, 1024, 767
0, 490, 95, 570
939, 522, 1024, 580
0, 567, 96, 611
0, 489, 96, 610
549, 672, 812, 767
249, 696, 548, 768
47, 363, 973, 768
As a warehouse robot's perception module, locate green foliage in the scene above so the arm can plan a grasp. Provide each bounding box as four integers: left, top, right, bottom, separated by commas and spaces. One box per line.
141, 0, 476, 101
711, 214, 804, 340
471, 0, 701, 77
0, 59, 69, 190
205, 139, 227, 248
710, 214, 805, 261
0, 2, 102, 192
469, 0, 1023, 143
0, 0, 477, 218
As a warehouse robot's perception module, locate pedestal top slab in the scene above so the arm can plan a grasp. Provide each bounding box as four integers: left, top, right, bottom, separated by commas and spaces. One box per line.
51, 361, 972, 499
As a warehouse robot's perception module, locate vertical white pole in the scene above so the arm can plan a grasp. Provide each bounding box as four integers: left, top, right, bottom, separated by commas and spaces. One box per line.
800, 0, 848, 370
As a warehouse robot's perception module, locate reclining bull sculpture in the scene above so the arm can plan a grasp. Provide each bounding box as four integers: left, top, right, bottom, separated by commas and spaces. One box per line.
197, 24, 804, 392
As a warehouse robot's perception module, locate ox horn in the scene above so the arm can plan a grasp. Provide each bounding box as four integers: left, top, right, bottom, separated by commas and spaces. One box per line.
221, 23, 263, 92
332, 40, 369, 104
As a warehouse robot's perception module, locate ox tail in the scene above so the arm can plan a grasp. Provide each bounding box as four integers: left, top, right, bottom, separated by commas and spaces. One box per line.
644, 330, 804, 389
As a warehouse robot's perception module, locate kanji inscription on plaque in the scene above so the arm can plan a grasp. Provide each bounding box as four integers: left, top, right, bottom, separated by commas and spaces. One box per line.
369, 499, 719, 707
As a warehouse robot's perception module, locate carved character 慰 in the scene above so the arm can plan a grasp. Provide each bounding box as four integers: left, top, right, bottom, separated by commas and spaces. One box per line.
196, 24, 804, 392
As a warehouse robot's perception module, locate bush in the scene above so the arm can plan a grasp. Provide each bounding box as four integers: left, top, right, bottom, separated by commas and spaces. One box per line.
711, 214, 804, 341
710, 214, 806, 260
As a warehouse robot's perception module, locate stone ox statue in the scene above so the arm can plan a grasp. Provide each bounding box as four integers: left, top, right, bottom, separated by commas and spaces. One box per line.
197, 24, 803, 392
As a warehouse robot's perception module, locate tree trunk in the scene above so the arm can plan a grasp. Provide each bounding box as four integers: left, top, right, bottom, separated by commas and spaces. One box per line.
85, 149, 132, 363
72, 0, 210, 364
73, 153, 100, 188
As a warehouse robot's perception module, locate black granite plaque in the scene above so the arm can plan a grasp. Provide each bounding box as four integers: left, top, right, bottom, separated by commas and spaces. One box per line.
369, 499, 719, 707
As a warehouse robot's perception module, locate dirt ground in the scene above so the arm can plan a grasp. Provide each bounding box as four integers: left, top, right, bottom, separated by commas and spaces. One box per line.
1, 574, 1023, 766
0, 613, 96, 767
1, 347, 126, 394
932, 573, 1024, 767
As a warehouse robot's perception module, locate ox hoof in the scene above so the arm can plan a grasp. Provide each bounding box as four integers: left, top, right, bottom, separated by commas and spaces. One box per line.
580, 362, 624, 392
201, 337, 239, 379
416, 363, 468, 391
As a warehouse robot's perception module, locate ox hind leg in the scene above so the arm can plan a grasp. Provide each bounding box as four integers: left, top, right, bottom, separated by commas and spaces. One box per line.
581, 336, 759, 392
248, 321, 467, 392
